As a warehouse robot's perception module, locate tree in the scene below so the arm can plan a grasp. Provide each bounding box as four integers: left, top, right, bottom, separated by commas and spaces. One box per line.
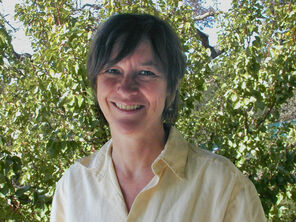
0, 0, 295, 221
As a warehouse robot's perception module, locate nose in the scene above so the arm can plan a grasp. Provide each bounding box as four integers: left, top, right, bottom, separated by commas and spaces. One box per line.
117, 75, 138, 96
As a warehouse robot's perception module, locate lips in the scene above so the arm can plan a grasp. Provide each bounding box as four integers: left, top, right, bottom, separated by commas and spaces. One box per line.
113, 102, 143, 111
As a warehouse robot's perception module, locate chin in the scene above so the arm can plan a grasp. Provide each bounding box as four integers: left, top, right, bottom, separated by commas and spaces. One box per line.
110, 119, 144, 135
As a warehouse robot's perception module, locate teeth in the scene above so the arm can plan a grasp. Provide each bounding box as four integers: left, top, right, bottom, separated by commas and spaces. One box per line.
115, 103, 141, 110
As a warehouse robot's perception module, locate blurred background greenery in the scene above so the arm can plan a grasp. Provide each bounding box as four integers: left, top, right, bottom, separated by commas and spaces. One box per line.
0, 0, 295, 221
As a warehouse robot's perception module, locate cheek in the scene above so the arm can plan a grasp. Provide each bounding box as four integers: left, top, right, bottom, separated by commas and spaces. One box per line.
147, 82, 167, 110
96, 77, 116, 96
96, 78, 109, 107
97, 76, 113, 90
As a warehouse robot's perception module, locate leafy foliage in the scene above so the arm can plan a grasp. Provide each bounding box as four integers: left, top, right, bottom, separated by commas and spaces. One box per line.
0, 0, 295, 221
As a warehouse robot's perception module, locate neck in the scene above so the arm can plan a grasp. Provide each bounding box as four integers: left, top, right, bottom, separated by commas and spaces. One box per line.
110, 124, 167, 177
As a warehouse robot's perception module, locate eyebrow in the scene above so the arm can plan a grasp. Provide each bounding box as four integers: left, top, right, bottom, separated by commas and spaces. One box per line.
140, 61, 164, 72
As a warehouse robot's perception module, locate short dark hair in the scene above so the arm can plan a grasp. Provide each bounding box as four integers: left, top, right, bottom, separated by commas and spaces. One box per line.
87, 13, 185, 124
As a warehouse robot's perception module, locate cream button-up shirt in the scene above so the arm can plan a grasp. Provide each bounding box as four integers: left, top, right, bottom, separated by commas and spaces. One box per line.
50, 127, 266, 222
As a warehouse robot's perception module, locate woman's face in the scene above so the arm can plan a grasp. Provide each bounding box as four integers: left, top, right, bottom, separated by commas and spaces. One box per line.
96, 38, 168, 135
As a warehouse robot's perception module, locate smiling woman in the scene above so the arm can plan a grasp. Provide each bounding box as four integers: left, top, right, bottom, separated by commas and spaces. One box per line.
88, 14, 185, 125
50, 14, 266, 222
96, 38, 167, 136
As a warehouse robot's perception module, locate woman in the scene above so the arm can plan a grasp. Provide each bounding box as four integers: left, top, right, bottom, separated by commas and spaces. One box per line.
51, 14, 266, 222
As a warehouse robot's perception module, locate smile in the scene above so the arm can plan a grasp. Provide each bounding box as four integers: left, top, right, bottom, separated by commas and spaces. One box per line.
114, 102, 143, 111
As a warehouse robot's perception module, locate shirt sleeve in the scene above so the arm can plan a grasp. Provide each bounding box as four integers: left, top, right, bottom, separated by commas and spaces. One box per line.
223, 172, 267, 222
50, 177, 66, 222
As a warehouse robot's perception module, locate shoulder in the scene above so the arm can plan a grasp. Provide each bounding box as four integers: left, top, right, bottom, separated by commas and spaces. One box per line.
166, 127, 242, 181
76, 139, 111, 169
187, 145, 266, 221
188, 143, 237, 172
56, 140, 112, 189
186, 143, 263, 205
185, 143, 253, 188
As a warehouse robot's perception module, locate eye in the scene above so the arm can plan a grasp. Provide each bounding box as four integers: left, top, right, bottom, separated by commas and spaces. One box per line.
139, 70, 156, 76
104, 68, 120, 75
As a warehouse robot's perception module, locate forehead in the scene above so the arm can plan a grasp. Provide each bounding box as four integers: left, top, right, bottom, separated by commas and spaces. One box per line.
110, 38, 164, 70
111, 37, 153, 58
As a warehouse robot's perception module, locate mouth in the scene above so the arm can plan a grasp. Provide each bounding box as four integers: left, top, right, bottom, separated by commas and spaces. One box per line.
113, 102, 143, 111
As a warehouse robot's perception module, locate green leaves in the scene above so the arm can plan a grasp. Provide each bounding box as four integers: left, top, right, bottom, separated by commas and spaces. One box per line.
1, 0, 295, 221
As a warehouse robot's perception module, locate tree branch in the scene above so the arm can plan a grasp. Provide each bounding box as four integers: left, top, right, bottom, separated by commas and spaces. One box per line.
195, 28, 224, 59
1, 15, 18, 32
5, 20, 17, 32
79, 4, 102, 10
256, 100, 277, 128
12, 47, 32, 60
193, 9, 221, 21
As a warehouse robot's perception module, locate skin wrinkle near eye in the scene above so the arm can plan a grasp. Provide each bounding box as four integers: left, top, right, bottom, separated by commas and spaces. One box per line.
101, 54, 164, 82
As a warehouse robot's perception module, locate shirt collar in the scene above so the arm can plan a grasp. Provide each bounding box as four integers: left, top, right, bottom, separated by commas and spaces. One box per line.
78, 127, 189, 180
152, 126, 189, 180
77, 140, 112, 180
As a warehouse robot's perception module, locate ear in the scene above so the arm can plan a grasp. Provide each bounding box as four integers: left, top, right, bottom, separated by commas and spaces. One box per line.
166, 92, 176, 108
166, 79, 181, 108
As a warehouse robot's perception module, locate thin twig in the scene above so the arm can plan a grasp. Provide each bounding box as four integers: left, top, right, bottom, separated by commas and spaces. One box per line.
78, 3, 102, 10
2, 15, 18, 32
193, 9, 221, 21
256, 100, 276, 128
